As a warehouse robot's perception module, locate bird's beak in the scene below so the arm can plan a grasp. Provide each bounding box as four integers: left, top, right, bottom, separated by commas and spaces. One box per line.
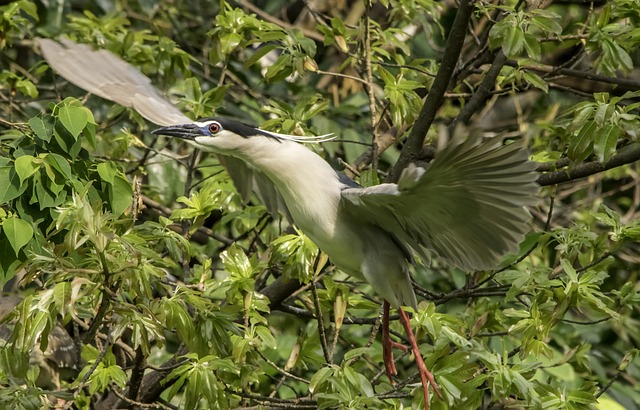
151, 124, 203, 140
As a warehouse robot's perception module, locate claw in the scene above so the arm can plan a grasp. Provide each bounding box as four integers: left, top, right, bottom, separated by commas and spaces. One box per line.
381, 302, 442, 408
382, 301, 401, 380
398, 307, 443, 407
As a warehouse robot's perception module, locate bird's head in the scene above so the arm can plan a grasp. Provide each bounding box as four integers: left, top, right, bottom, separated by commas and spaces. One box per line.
152, 117, 334, 156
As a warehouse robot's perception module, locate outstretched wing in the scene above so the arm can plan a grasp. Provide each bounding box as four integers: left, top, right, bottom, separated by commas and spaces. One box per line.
37, 38, 189, 126
341, 137, 539, 271
37, 38, 290, 219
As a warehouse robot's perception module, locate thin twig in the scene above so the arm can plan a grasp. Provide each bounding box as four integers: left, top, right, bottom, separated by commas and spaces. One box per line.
315, 69, 367, 84
595, 351, 635, 399
111, 386, 174, 409
232, 390, 317, 405
310, 277, 332, 363
257, 350, 311, 384
237, 0, 324, 42
363, 6, 379, 170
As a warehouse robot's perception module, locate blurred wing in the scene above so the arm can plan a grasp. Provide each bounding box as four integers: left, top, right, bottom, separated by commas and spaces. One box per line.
38, 38, 290, 219
37, 38, 189, 126
341, 137, 539, 271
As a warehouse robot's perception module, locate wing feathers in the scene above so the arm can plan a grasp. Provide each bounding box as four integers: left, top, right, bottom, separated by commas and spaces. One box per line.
37, 38, 191, 126
342, 137, 539, 271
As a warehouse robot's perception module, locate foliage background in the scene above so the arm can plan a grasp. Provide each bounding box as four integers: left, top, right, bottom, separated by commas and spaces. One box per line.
1, 0, 640, 409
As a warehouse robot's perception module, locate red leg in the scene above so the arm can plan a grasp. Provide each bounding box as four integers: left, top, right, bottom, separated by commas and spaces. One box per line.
382, 301, 407, 382
398, 307, 442, 408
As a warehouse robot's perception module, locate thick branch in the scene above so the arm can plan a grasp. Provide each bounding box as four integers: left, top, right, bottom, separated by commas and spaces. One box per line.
514, 62, 640, 89
138, 344, 189, 403
450, 50, 508, 131
538, 145, 640, 186
388, 0, 475, 181
260, 276, 304, 309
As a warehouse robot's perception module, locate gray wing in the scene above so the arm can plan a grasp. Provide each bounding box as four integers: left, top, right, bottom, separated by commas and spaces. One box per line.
37, 38, 190, 126
37, 38, 290, 219
341, 137, 539, 271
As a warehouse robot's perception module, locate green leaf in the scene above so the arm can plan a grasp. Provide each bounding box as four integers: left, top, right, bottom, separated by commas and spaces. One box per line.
108, 175, 133, 216
570, 105, 595, 133
0, 236, 21, 286
219, 32, 243, 55
28, 116, 53, 142
221, 243, 252, 278
531, 15, 563, 35
309, 366, 334, 394
244, 44, 277, 68
523, 71, 548, 93
2, 215, 34, 256
0, 166, 25, 203
17, 0, 39, 19
594, 124, 619, 163
342, 347, 374, 361
255, 325, 277, 349
58, 105, 88, 139
503, 26, 525, 58
594, 103, 611, 126
523, 34, 541, 61
488, 20, 509, 51
97, 162, 116, 184
53, 281, 71, 317
16, 78, 37, 98
0, 345, 31, 380
14, 155, 38, 185
613, 43, 633, 72
568, 120, 596, 162
43, 153, 72, 179
265, 54, 294, 82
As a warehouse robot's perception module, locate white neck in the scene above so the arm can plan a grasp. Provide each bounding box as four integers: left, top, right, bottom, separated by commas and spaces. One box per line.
236, 138, 344, 242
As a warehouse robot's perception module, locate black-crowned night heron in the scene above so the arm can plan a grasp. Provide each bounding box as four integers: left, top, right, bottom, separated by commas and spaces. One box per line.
38, 38, 539, 406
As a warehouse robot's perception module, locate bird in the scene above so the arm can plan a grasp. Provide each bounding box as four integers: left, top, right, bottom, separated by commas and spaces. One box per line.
37, 37, 539, 407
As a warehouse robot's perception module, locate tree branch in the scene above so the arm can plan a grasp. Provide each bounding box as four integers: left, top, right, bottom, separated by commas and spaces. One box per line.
388, 0, 475, 181
515, 62, 640, 89
450, 50, 508, 131
260, 276, 304, 309
538, 145, 640, 186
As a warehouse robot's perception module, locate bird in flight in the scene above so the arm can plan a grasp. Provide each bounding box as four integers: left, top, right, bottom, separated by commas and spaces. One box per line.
38, 37, 539, 408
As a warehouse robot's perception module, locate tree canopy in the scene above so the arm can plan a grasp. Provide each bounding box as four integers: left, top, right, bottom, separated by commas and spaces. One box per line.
1, 0, 639, 409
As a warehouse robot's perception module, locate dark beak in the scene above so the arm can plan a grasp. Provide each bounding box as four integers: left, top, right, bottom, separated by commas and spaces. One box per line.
151, 124, 203, 140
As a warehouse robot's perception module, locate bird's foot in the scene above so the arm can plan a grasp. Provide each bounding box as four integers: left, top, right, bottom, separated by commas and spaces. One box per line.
382, 301, 406, 381
398, 307, 443, 408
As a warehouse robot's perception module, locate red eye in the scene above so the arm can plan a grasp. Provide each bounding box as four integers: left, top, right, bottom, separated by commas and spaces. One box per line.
208, 122, 221, 134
